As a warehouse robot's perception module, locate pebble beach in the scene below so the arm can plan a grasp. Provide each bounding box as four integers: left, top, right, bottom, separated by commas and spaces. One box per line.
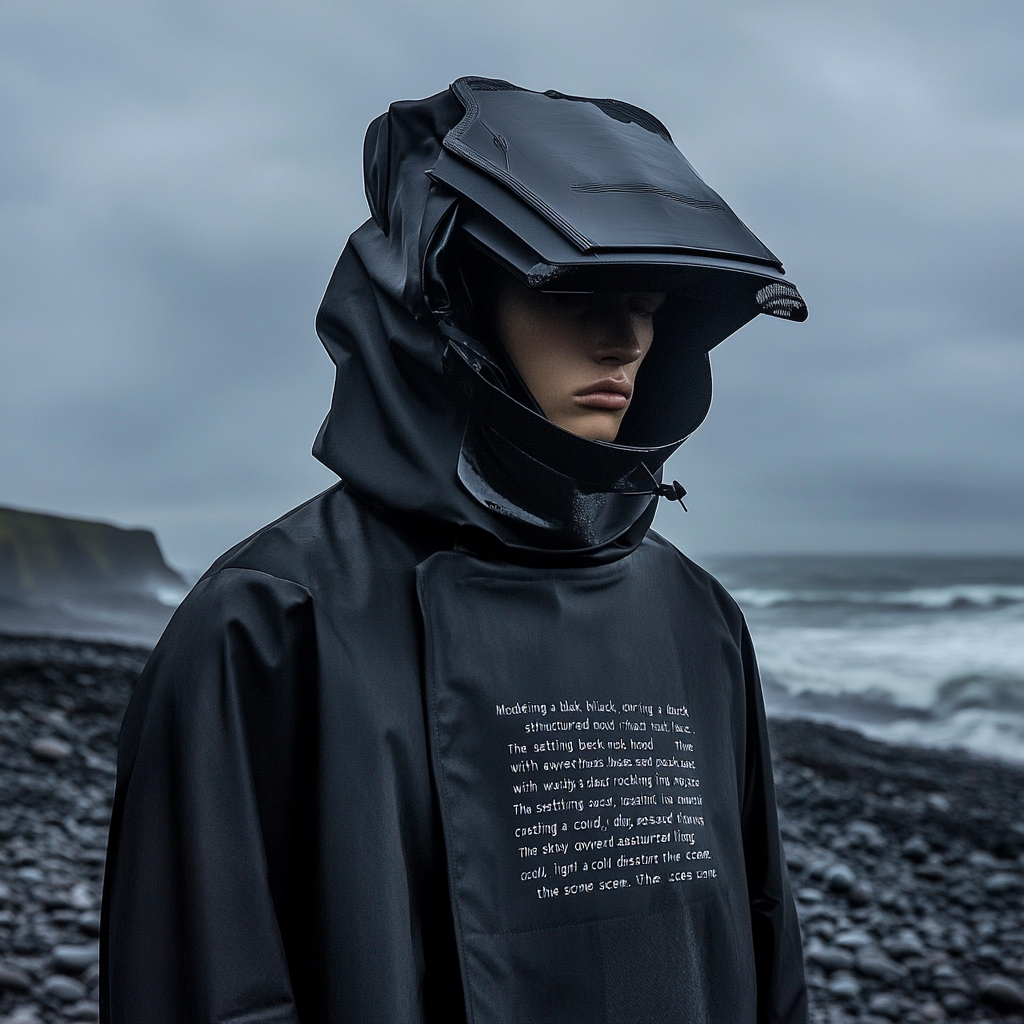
1, 634, 1023, 1023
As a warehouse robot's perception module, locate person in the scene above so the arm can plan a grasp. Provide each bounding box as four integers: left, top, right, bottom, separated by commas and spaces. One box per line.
100, 77, 809, 1023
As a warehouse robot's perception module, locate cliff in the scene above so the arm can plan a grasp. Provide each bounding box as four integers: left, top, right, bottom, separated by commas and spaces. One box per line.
0, 506, 184, 598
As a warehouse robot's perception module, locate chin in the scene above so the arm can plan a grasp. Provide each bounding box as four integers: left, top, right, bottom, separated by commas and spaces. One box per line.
563, 414, 623, 443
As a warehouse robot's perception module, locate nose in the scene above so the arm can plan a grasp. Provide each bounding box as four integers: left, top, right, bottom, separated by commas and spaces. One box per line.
589, 297, 643, 366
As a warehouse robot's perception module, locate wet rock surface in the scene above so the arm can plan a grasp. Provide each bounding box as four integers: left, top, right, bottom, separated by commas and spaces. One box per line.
0, 636, 144, 1024
771, 718, 1024, 1023
3, 634, 1024, 1022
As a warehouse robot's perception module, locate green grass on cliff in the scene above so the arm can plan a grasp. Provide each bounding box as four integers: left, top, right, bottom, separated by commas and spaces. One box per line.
0, 506, 182, 594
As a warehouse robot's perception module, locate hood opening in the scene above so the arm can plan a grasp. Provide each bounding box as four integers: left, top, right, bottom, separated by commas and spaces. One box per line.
315, 77, 806, 559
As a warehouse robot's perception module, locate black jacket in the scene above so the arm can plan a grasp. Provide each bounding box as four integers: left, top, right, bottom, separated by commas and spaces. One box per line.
101, 80, 807, 1024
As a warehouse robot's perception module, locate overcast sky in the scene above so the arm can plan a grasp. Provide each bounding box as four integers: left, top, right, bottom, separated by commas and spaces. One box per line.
2, 1, 1021, 571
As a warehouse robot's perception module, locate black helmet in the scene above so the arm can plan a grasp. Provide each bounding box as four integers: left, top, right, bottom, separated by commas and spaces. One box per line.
349, 77, 806, 551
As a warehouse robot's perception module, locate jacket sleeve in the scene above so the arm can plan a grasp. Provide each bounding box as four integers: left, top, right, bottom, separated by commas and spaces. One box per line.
739, 621, 809, 1024
100, 568, 318, 1024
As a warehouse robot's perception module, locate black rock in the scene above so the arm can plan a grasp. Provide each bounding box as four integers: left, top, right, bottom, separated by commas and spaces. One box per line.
824, 864, 856, 893
855, 947, 909, 984
66, 999, 102, 1020
941, 992, 971, 1013
968, 850, 1000, 870
42, 973, 88, 1001
883, 930, 927, 959
806, 942, 855, 972
784, 846, 808, 872
980, 974, 1024, 1012
51, 941, 100, 971
0, 962, 32, 991
914, 858, 946, 881
846, 880, 873, 907
901, 836, 931, 863
826, 971, 861, 1000
833, 929, 872, 951
28, 736, 72, 761
985, 871, 1021, 893
932, 962, 969, 993
78, 910, 101, 936
867, 992, 902, 1020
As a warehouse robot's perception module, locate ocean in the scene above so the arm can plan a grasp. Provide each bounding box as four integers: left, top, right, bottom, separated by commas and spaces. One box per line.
703, 555, 1024, 763
5, 548, 1023, 764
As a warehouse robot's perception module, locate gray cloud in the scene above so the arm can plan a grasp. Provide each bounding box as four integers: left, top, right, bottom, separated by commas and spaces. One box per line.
1, 0, 1021, 568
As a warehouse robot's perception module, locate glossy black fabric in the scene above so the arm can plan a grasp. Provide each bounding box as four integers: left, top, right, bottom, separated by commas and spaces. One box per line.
101, 79, 808, 1024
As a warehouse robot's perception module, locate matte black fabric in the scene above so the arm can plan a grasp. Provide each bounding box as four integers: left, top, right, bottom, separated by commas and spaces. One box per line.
101, 77, 808, 1024
418, 542, 806, 1023
102, 490, 467, 1024
438, 78, 779, 264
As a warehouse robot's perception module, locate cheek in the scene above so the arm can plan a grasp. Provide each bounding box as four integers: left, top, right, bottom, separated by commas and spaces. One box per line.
637, 324, 655, 363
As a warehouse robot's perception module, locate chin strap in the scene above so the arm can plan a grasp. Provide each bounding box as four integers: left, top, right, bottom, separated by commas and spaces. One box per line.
615, 464, 688, 511
653, 479, 688, 511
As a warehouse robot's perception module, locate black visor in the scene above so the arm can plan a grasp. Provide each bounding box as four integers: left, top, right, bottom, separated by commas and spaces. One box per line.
423, 78, 806, 332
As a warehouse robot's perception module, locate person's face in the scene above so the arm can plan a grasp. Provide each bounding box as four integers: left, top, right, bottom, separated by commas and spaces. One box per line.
492, 277, 666, 442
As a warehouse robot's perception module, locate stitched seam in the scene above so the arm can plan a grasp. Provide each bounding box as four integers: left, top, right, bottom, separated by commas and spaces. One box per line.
445, 78, 594, 252
419, 580, 478, 1024
570, 182, 721, 211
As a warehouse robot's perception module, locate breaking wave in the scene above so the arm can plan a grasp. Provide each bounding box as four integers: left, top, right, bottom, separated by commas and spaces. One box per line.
708, 556, 1024, 763
731, 584, 1024, 612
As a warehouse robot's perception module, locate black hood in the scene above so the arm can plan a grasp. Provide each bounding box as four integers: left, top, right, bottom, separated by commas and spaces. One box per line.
313, 78, 806, 562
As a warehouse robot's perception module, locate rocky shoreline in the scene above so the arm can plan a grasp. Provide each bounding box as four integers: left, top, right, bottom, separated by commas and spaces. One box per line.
1, 634, 1023, 1023
771, 718, 1024, 1023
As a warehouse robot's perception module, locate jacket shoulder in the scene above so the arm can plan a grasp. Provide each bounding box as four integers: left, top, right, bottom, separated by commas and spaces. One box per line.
198, 483, 381, 591
642, 530, 746, 629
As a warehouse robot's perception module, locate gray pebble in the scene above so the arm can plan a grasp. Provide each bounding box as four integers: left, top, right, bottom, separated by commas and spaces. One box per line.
0, 963, 32, 991
985, 871, 1020, 893
68, 883, 95, 911
901, 836, 930, 862
976, 943, 1003, 964
914, 858, 946, 881
846, 880, 873, 907
29, 737, 72, 761
968, 850, 1000, 869
785, 847, 808, 872
52, 942, 99, 971
877, 888, 903, 909
797, 887, 824, 903
941, 992, 971, 1013
855, 948, 909, 983
932, 963, 969, 992
883, 929, 926, 958
824, 864, 856, 893
845, 820, 886, 851
867, 993, 902, 1020
42, 974, 88, 1001
826, 971, 861, 999
2, 1006, 44, 1024
78, 911, 101, 937
980, 974, 1024, 1012
806, 859, 831, 881
806, 943, 855, 972
65, 1000, 101, 1021
833, 930, 872, 950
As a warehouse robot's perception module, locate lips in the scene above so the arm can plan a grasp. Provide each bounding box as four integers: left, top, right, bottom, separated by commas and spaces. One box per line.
573, 378, 632, 411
